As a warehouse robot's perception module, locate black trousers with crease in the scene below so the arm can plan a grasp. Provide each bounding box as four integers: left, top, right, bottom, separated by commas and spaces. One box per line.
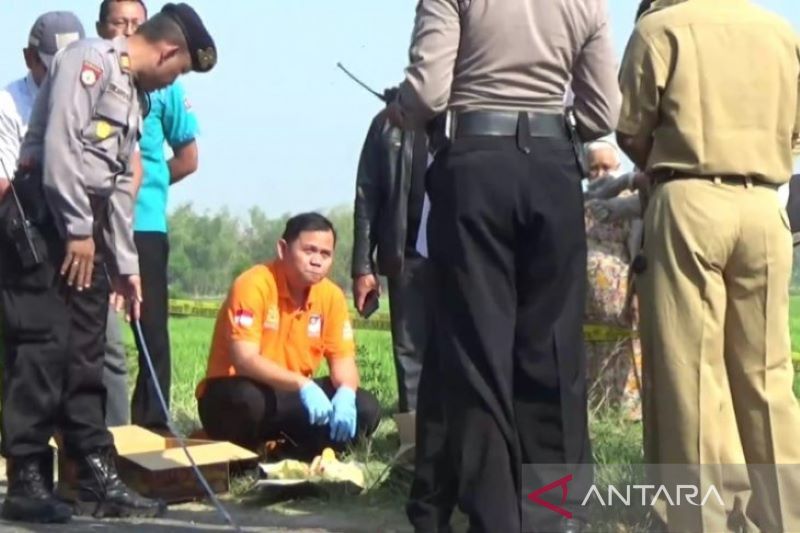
424, 132, 592, 532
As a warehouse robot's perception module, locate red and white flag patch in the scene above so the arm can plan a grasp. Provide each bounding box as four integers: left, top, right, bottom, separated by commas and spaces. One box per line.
234, 309, 254, 328
80, 61, 103, 87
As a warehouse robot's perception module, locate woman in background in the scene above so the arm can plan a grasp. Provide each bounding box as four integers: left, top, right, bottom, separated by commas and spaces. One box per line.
582, 140, 643, 420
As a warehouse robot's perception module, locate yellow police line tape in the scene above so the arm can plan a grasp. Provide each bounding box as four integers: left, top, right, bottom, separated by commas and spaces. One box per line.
165, 300, 800, 366
169, 299, 219, 318
167, 300, 636, 340
168, 299, 396, 330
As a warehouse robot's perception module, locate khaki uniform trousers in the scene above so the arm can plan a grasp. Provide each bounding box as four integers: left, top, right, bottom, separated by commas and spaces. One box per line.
639, 177, 800, 532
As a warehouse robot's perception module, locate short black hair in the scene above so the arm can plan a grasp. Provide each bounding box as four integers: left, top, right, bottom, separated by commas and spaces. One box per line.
136, 12, 187, 49
282, 213, 337, 245
98, 0, 148, 23
636, 0, 656, 21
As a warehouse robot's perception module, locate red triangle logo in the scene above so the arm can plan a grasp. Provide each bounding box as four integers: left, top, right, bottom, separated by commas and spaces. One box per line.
527, 474, 573, 519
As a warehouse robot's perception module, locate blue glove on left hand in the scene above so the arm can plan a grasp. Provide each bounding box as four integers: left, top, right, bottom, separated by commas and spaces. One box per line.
329, 386, 357, 443
299, 380, 333, 426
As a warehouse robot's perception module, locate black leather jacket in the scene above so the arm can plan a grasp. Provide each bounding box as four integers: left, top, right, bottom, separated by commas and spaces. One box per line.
351, 109, 426, 279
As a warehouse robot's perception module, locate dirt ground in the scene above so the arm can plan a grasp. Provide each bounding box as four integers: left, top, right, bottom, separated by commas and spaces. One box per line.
0, 458, 414, 533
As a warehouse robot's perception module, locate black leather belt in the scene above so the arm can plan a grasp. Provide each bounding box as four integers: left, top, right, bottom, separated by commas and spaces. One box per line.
451, 110, 569, 140
654, 171, 779, 189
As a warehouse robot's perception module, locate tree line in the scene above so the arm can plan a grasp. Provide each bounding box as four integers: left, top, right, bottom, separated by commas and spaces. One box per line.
167, 203, 355, 298
166, 202, 800, 298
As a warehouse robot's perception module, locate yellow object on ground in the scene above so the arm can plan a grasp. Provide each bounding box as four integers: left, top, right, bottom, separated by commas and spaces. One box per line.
267, 459, 310, 480
260, 448, 365, 489
309, 448, 365, 488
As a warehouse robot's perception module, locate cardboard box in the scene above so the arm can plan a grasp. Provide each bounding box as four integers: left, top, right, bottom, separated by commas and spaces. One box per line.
52, 425, 258, 504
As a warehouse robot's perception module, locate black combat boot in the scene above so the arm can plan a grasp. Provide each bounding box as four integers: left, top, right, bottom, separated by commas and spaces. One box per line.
38, 448, 55, 493
74, 447, 166, 518
1, 453, 72, 523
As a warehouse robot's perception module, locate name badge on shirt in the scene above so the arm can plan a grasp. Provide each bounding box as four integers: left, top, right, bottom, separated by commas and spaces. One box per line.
308, 314, 322, 338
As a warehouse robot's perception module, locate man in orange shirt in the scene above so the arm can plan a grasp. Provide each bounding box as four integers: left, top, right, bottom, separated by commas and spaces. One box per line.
195, 213, 380, 457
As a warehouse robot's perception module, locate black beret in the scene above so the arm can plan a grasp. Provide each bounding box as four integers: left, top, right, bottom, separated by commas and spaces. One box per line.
161, 3, 216, 73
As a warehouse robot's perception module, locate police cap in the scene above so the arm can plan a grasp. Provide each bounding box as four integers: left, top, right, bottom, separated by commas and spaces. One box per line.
160, 3, 216, 73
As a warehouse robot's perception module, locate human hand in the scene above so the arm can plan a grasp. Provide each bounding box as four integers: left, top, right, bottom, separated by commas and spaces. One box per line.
299, 380, 333, 426
61, 236, 95, 290
584, 172, 632, 200
353, 274, 379, 314
111, 274, 142, 322
329, 386, 357, 442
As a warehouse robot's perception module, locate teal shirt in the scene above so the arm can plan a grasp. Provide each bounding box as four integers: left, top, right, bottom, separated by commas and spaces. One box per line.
134, 82, 198, 233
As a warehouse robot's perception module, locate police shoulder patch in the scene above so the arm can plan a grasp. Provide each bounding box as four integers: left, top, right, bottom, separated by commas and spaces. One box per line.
80, 61, 103, 87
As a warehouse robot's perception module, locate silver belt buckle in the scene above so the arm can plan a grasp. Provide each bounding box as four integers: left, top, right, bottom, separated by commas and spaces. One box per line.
445, 109, 456, 141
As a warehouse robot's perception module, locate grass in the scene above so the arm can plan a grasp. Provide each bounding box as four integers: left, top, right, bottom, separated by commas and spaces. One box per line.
120, 318, 398, 433
117, 301, 800, 531
121, 317, 214, 432
120, 318, 415, 527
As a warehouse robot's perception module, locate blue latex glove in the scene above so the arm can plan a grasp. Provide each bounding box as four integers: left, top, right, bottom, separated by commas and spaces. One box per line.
329, 386, 357, 442
299, 381, 333, 426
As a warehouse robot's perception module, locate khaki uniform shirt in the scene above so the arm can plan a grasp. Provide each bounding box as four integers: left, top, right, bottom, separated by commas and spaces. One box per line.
397, 0, 621, 141
20, 37, 142, 275
618, 0, 800, 184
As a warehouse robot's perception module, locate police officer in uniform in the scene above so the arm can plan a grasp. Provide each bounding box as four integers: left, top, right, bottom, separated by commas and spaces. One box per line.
0, 3, 216, 524
0, 10, 86, 501
618, 0, 800, 530
94, 0, 149, 430
96, 0, 203, 434
390, 1, 620, 531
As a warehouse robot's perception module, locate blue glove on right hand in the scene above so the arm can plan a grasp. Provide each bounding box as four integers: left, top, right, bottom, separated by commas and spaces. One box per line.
299, 381, 333, 426
329, 386, 357, 443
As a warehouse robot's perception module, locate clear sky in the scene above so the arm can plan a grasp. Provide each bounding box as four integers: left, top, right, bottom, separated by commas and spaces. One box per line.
0, 0, 798, 217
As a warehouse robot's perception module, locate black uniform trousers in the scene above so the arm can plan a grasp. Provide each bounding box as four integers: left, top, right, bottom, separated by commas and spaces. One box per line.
389, 126, 432, 414
0, 213, 113, 460
198, 376, 382, 460
130, 231, 171, 431
387, 254, 430, 413
425, 132, 592, 532
407, 308, 459, 532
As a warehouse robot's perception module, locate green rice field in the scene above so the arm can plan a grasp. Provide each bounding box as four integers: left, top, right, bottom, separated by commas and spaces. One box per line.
112, 295, 800, 532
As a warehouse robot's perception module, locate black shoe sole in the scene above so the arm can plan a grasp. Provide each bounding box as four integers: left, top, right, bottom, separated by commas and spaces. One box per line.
73, 499, 167, 519
1, 503, 72, 524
